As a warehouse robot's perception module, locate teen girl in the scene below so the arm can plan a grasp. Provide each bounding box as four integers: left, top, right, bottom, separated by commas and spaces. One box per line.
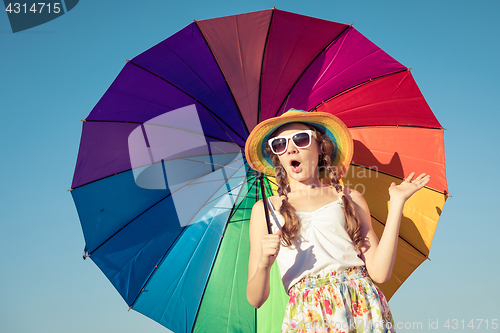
245, 110, 430, 333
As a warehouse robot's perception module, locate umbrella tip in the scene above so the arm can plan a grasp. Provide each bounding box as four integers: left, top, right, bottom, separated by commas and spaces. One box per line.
126, 59, 131, 63
83, 251, 90, 259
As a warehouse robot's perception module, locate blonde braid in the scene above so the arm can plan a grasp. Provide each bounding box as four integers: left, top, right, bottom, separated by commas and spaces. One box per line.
327, 165, 365, 252
265, 147, 300, 247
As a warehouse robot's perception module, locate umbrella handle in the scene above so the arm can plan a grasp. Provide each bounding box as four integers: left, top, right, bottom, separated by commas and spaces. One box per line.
258, 174, 273, 234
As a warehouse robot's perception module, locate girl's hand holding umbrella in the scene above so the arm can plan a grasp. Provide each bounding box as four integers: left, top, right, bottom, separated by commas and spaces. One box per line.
247, 214, 282, 309
259, 230, 282, 269
389, 172, 432, 203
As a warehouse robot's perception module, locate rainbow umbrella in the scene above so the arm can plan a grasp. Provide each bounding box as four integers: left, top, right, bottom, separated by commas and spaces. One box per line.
70, 8, 448, 333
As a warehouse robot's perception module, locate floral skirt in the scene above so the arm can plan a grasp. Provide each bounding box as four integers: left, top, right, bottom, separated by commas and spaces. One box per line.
281, 266, 395, 333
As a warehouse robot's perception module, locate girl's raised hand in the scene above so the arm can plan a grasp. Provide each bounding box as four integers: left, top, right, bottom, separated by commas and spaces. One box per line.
389, 172, 431, 202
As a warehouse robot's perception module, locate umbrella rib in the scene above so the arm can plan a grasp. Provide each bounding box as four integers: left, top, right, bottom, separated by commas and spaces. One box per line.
180, 151, 248, 175
226, 179, 255, 222
233, 15, 254, 126
308, 48, 398, 102
82, 118, 243, 147
272, 25, 352, 118
71, 127, 247, 191
87, 155, 246, 257
347, 123, 444, 131
370, 214, 429, 260
181, 165, 247, 227
350, 163, 447, 195
129, 224, 188, 308
353, 148, 446, 169
392, 68, 409, 95
167, 130, 247, 170
156, 40, 242, 129
328, 96, 425, 117
142, 170, 245, 303
312, 70, 404, 107
182, 175, 247, 186
129, 161, 247, 310
184, 158, 248, 173
309, 27, 352, 91
266, 16, 310, 118
194, 21, 250, 137
257, 8, 275, 123
138, 120, 242, 163
88, 87, 246, 147
193, 180, 248, 209
391, 272, 404, 287
239, 173, 277, 202
84, 189, 181, 258
74, 153, 246, 192
126, 59, 247, 146
202, 140, 248, 167
310, 69, 443, 122
266, 176, 275, 196
227, 188, 256, 223
189, 176, 251, 333
247, 172, 277, 186
225, 202, 246, 333
72, 157, 239, 191
74, 158, 250, 191
307, 45, 409, 111
181, 156, 248, 174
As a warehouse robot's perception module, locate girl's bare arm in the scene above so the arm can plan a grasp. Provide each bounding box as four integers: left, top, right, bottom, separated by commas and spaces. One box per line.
246, 200, 281, 308
349, 172, 431, 283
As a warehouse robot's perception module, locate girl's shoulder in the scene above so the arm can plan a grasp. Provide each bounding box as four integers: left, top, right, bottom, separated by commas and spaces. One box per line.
251, 196, 281, 212
342, 186, 368, 207
342, 186, 362, 197
267, 195, 282, 211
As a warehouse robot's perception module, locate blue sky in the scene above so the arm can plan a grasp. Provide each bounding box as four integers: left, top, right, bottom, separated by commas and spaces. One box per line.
1, 1, 499, 332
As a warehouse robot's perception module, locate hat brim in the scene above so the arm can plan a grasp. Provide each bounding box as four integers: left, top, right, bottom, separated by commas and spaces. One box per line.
245, 110, 353, 179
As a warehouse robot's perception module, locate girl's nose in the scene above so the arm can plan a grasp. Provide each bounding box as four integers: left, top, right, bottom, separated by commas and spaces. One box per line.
286, 139, 297, 154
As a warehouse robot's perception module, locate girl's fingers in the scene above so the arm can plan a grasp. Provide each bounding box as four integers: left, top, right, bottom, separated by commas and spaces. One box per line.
414, 173, 427, 181
412, 174, 431, 189
405, 172, 430, 184
404, 172, 416, 182
420, 175, 431, 187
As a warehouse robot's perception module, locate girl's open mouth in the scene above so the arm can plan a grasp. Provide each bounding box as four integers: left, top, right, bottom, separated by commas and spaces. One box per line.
290, 160, 302, 173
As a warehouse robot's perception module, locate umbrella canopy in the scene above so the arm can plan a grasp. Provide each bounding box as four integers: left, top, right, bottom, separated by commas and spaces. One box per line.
71, 8, 448, 333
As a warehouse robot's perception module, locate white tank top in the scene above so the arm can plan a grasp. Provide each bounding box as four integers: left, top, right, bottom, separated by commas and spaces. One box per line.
267, 196, 365, 294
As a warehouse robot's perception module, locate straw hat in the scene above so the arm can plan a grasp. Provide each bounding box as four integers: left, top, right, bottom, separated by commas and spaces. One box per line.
244, 109, 353, 179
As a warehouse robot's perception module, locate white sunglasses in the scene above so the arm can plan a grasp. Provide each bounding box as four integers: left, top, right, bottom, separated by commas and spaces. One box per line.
268, 130, 317, 155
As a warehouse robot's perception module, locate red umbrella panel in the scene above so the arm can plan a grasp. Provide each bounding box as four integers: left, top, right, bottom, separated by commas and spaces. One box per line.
70, 8, 448, 333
